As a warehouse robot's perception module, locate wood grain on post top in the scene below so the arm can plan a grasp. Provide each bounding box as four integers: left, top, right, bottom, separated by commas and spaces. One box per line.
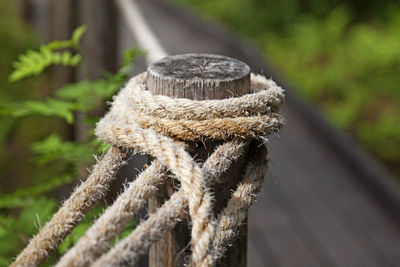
147, 53, 250, 267
147, 53, 250, 99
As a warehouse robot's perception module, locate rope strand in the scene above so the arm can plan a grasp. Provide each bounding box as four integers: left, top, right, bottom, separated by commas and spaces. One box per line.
56, 160, 168, 267
91, 140, 260, 267
12, 71, 284, 267
11, 146, 127, 267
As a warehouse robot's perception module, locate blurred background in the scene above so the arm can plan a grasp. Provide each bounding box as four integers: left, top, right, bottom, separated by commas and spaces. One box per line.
0, 0, 399, 266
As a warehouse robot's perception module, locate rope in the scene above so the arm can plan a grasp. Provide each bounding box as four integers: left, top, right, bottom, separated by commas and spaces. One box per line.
91, 140, 267, 267
11, 71, 284, 267
57, 140, 245, 267
56, 160, 169, 267
11, 146, 128, 267
212, 142, 268, 260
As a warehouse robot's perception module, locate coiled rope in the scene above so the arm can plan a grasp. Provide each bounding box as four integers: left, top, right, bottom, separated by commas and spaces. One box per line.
11, 72, 284, 267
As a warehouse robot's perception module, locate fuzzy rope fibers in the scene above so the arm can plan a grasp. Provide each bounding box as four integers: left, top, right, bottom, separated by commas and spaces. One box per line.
11, 71, 284, 267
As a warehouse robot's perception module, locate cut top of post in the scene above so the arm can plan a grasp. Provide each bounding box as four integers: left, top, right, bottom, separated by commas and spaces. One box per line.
147, 53, 251, 100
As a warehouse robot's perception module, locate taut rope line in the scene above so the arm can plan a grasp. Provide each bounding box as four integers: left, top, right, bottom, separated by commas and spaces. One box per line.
11, 71, 284, 267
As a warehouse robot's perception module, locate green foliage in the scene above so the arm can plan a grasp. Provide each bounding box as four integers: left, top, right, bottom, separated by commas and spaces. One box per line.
31, 134, 96, 166
0, 17, 141, 262
9, 47, 81, 82
173, 0, 400, 176
0, 0, 46, 180
0, 98, 76, 124
119, 46, 146, 77
265, 6, 400, 169
1, 46, 143, 126
9, 25, 86, 82
0, 197, 135, 266
54, 49, 144, 111
0, 174, 73, 207
71, 25, 88, 46
0, 197, 57, 266
0, 174, 74, 209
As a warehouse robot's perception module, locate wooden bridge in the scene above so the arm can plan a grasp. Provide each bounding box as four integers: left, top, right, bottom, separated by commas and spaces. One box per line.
26, 0, 400, 266
119, 1, 400, 266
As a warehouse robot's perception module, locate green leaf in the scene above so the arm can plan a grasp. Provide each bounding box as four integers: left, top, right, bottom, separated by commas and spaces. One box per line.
0, 216, 15, 236
15, 174, 74, 197
0, 197, 57, 264
9, 47, 81, 82
9, 47, 51, 82
46, 40, 74, 50
56, 81, 92, 101
14, 197, 57, 235
56, 78, 124, 111
71, 25, 87, 46
0, 195, 26, 209
0, 174, 73, 209
0, 215, 19, 264
118, 47, 146, 77
31, 134, 96, 166
69, 54, 82, 65
1, 99, 76, 123
8, 24, 87, 82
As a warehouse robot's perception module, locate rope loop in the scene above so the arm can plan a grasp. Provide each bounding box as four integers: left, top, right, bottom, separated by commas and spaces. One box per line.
96, 72, 284, 142
12, 72, 284, 267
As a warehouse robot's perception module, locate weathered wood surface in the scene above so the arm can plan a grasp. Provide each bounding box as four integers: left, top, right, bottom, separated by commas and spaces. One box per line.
147, 53, 250, 267
119, 0, 400, 266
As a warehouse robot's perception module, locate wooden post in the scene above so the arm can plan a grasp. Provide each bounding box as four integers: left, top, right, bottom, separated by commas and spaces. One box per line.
147, 54, 251, 267
77, 0, 118, 141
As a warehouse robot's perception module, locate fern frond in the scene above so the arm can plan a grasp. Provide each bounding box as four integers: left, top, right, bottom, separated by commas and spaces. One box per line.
1, 98, 77, 123
8, 25, 86, 82
56, 78, 124, 109
118, 47, 146, 77
31, 134, 96, 166
14, 174, 74, 197
45, 25, 86, 51
0, 196, 26, 209
54, 47, 144, 109
0, 215, 18, 265
71, 25, 87, 46
0, 215, 15, 232
9, 47, 82, 82
0, 174, 73, 209
46, 40, 74, 50
56, 81, 95, 103
15, 197, 57, 232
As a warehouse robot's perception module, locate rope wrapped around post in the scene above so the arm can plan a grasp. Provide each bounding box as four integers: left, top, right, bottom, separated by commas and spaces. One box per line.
11, 69, 284, 267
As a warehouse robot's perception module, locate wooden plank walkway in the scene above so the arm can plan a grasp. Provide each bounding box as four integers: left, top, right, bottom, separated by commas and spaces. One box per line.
118, 0, 400, 266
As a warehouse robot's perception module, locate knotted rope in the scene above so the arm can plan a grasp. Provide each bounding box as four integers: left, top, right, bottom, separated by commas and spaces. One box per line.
11, 72, 284, 267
